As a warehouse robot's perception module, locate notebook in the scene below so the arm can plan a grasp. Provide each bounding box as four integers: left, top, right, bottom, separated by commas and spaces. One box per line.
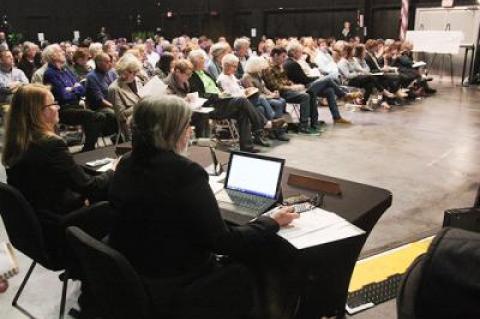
216, 151, 284, 218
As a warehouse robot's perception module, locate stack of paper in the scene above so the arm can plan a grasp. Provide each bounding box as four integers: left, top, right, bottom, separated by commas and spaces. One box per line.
276, 208, 365, 249
209, 172, 226, 194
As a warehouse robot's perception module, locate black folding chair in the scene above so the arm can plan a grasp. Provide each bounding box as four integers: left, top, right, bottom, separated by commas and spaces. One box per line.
0, 182, 68, 319
66, 226, 152, 319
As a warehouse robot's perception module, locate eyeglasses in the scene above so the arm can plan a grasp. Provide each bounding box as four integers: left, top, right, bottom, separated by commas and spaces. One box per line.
43, 101, 59, 109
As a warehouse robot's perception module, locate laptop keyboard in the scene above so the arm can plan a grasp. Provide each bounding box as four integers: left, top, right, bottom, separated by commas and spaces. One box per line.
224, 189, 270, 210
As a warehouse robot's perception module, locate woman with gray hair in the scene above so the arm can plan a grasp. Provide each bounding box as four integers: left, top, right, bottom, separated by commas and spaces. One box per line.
107, 54, 144, 140
206, 41, 231, 80
242, 56, 289, 141
109, 95, 298, 319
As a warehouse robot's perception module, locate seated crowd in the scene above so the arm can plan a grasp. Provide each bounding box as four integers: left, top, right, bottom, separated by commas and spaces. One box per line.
1, 33, 436, 153
0, 30, 439, 319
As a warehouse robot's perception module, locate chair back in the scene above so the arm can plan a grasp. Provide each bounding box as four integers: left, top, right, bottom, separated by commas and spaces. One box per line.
66, 226, 151, 319
397, 227, 480, 319
0, 182, 50, 265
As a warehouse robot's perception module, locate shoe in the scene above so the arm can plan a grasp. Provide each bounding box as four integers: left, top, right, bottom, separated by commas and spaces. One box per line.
425, 87, 436, 94
381, 101, 391, 110
345, 91, 363, 101
253, 135, 271, 147
240, 145, 261, 153
383, 89, 395, 99
395, 90, 408, 98
334, 117, 352, 124
360, 104, 374, 112
298, 127, 321, 136
271, 118, 287, 129
276, 131, 290, 141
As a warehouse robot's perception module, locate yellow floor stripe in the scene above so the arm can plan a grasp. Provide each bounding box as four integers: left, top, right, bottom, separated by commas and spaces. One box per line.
348, 237, 434, 292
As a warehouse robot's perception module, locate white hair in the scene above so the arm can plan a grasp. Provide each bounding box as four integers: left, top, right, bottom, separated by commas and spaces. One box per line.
89, 42, 103, 56
244, 56, 268, 74
233, 38, 250, 51
42, 44, 62, 63
115, 53, 142, 76
188, 49, 207, 63
209, 42, 230, 59
286, 42, 303, 56
221, 53, 239, 69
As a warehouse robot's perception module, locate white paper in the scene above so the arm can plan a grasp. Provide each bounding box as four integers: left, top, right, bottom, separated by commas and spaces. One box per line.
193, 107, 214, 114
97, 162, 114, 172
412, 61, 427, 68
139, 76, 167, 98
209, 173, 226, 194
275, 208, 365, 250
73, 30, 80, 40
38, 33, 45, 42
251, 28, 257, 38
189, 97, 208, 110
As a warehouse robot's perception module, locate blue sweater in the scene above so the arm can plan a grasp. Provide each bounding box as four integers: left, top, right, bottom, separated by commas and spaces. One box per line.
44, 64, 86, 106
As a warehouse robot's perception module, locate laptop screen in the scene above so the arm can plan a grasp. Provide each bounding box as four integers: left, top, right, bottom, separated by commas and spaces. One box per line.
225, 152, 284, 199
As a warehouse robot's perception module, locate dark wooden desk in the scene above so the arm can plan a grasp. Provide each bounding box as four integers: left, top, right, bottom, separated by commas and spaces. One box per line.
74, 145, 392, 319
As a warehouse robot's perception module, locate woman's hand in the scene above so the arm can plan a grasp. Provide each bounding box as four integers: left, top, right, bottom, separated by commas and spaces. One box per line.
270, 206, 300, 227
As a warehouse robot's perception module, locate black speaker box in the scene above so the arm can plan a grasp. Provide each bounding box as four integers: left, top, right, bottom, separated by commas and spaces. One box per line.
443, 207, 480, 233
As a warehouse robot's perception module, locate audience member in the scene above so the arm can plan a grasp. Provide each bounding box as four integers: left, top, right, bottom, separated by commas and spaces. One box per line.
188, 50, 267, 152
155, 52, 175, 79
108, 54, 143, 141
0, 49, 29, 104
206, 42, 230, 80
263, 46, 320, 135
43, 44, 104, 151
242, 56, 289, 141
69, 48, 92, 81
233, 37, 250, 79
17, 42, 41, 81
283, 42, 353, 124
85, 52, 118, 137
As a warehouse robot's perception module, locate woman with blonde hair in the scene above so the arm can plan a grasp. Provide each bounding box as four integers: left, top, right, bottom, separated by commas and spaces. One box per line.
2, 84, 112, 215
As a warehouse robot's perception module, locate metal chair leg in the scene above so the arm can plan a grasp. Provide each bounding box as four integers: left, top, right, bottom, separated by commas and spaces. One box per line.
12, 261, 69, 319
59, 271, 69, 319
12, 261, 38, 319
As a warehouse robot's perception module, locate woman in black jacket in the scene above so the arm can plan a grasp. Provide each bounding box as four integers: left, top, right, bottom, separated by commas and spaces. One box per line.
2, 84, 112, 215
109, 95, 298, 318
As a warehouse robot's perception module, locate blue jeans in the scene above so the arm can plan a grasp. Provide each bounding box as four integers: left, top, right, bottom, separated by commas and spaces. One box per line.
307, 78, 346, 120
267, 98, 287, 118
281, 90, 315, 128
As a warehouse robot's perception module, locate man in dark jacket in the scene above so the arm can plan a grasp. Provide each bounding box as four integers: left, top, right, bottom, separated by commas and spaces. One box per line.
283, 43, 352, 124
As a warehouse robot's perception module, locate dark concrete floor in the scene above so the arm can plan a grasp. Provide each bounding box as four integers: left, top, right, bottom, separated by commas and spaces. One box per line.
1, 81, 479, 318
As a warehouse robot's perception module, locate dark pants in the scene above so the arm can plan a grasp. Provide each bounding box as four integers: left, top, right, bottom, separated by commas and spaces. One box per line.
59, 105, 105, 151
281, 90, 312, 127
211, 97, 264, 149
348, 75, 377, 100
97, 107, 119, 137
144, 262, 256, 319
307, 78, 345, 120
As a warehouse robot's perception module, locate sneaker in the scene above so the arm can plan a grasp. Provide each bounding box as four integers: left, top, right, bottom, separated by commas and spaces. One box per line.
360, 104, 374, 112
276, 131, 290, 141
253, 135, 272, 147
241, 145, 261, 153
334, 117, 352, 124
298, 127, 321, 136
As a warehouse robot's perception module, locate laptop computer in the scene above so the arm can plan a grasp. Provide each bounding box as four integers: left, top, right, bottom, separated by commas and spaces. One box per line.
216, 151, 285, 218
